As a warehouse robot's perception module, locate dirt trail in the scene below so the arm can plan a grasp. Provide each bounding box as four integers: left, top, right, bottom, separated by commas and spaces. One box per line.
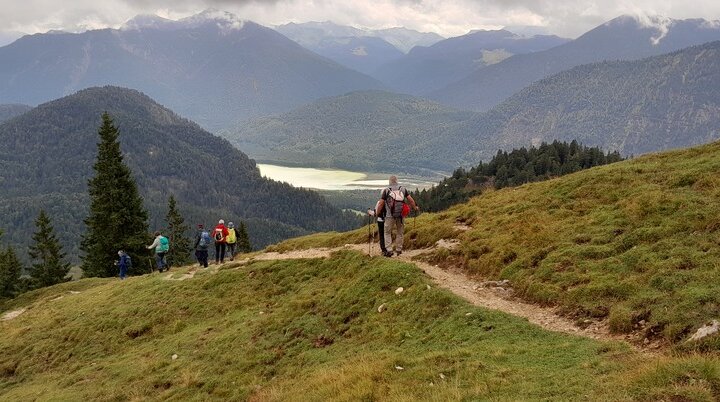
240, 243, 636, 345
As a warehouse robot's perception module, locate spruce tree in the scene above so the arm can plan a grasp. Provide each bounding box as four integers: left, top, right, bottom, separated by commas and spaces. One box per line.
28, 210, 71, 288
165, 195, 191, 266
80, 113, 149, 277
236, 221, 252, 253
0, 245, 22, 299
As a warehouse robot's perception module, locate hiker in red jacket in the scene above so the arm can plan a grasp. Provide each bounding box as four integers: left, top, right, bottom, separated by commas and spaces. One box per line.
213, 219, 230, 265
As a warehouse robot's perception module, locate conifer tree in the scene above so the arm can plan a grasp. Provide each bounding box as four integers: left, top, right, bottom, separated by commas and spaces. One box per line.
236, 221, 252, 253
80, 113, 149, 277
165, 195, 191, 266
28, 210, 71, 288
0, 244, 23, 299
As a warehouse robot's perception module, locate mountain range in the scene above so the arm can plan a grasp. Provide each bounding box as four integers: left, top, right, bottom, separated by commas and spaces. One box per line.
229, 40, 720, 173
276, 21, 444, 54
431, 15, 720, 112
0, 86, 360, 260
456, 40, 720, 161
373, 29, 570, 94
0, 10, 383, 131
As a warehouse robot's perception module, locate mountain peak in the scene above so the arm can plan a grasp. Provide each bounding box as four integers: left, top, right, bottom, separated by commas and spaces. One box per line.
121, 14, 173, 31
179, 8, 246, 30
121, 9, 248, 32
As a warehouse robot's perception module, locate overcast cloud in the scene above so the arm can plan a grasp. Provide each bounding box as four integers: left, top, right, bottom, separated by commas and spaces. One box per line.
1, 0, 719, 38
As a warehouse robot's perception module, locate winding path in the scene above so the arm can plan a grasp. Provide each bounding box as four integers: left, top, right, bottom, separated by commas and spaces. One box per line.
241, 243, 636, 345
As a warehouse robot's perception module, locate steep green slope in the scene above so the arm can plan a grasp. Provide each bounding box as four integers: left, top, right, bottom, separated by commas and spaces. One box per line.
459, 40, 720, 160
272, 140, 720, 348
223, 90, 475, 174
3, 252, 717, 401
0, 86, 359, 260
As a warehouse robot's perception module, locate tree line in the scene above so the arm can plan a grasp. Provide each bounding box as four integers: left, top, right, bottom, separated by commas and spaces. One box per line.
412, 140, 624, 213
1, 113, 252, 300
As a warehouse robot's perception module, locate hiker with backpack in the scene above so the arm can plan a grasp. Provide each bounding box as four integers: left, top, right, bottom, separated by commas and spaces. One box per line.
375, 175, 419, 257
194, 224, 211, 268
147, 231, 170, 272
368, 198, 388, 255
226, 222, 238, 261
116, 250, 130, 280
213, 219, 230, 265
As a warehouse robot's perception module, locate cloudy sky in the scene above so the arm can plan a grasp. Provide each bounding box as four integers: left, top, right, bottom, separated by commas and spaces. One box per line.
1, 0, 719, 39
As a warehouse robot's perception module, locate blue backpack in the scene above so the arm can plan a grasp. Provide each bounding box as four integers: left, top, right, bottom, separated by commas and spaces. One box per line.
198, 231, 211, 249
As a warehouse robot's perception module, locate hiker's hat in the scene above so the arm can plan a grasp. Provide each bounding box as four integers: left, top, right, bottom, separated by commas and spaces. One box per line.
228, 222, 234, 228
219, 219, 225, 224
198, 224, 204, 229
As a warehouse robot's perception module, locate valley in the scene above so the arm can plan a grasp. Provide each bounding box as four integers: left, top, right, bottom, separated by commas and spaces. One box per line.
2, 5, 720, 401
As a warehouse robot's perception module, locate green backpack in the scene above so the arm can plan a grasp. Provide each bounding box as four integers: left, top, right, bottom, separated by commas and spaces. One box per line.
158, 236, 170, 253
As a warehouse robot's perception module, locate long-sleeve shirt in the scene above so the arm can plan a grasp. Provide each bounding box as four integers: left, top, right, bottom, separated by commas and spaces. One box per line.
147, 235, 163, 252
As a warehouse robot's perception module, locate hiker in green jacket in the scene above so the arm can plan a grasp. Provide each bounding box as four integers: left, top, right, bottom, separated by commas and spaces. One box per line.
226, 222, 238, 261
147, 231, 170, 272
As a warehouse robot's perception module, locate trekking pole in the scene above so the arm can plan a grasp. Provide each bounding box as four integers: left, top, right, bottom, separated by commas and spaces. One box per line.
368, 213, 372, 256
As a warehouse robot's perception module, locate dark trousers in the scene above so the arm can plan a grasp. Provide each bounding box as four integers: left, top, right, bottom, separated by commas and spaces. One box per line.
227, 243, 237, 260
378, 220, 387, 253
119, 265, 127, 279
195, 249, 209, 268
155, 252, 168, 272
215, 243, 226, 263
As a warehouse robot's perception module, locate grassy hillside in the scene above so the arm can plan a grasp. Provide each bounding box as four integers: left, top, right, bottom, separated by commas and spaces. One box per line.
271, 140, 720, 348
3, 251, 719, 400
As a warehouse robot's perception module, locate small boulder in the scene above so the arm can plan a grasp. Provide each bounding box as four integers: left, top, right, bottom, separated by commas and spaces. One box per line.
687, 320, 720, 342
395, 366, 404, 370
395, 287, 404, 295
171, 354, 178, 360
377, 303, 387, 313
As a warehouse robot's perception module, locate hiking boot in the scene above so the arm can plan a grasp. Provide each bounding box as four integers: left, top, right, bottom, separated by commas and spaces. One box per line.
383, 251, 393, 258
395, 251, 402, 256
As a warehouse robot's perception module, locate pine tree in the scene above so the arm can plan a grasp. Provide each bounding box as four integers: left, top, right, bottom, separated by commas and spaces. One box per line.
0, 245, 23, 299
28, 210, 71, 288
236, 221, 252, 253
80, 113, 150, 277
165, 195, 191, 266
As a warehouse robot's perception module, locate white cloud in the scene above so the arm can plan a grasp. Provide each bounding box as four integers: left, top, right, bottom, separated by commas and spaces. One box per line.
1, 0, 720, 38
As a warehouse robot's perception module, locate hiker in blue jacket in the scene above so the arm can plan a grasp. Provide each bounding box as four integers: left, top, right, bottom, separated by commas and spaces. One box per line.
117, 250, 130, 280
194, 224, 210, 268
147, 231, 170, 272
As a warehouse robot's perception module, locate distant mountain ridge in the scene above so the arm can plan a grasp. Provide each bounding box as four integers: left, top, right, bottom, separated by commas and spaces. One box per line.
0, 104, 32, 123
431, 15, 720, 111
0, 86, 360, 260
0, 10, 384, 131
373, 29, 570, 94
276, 21, 444, 53
455, 40, 720, 161
229, 41, 720, 174
275, 21, 443, 75
223, 90, 474, 174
